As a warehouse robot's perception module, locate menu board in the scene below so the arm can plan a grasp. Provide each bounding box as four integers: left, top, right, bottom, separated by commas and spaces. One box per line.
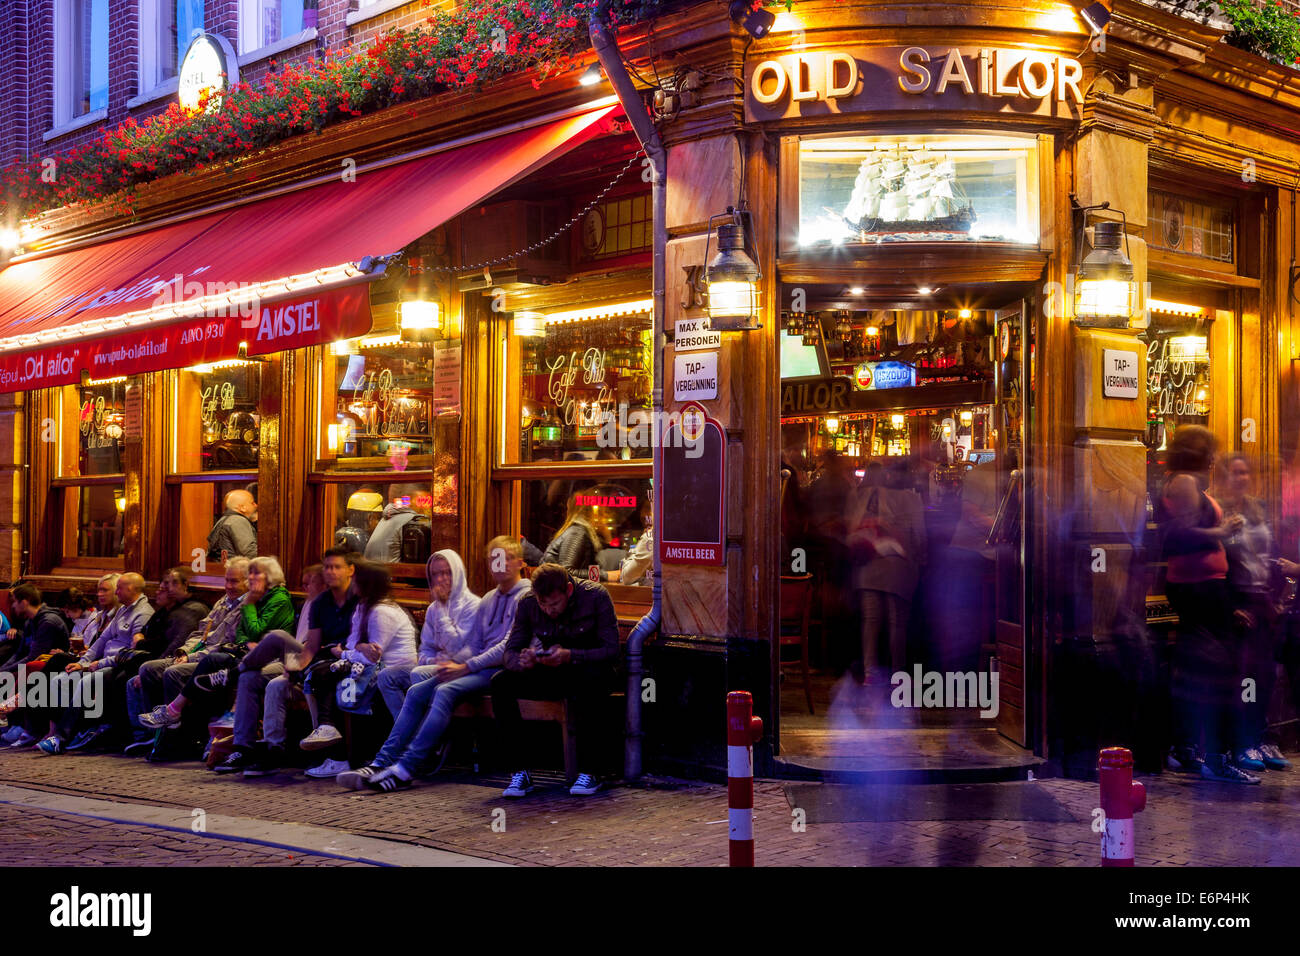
433, 342, 462, 415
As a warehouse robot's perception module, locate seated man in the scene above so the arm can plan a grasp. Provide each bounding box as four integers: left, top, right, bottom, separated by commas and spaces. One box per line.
124, 558, 248, 754
1, 584, 74, 748
138, 557, 293, 738
375, 549, 479, 721
339, 535, 531, 792
208, 489, 258, 561
490, 563, 620, 798
52, 568, 209, 754
212, 553, 356, 776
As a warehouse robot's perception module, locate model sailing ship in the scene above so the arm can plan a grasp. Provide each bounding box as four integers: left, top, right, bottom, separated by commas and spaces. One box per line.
839, 151, 976, 236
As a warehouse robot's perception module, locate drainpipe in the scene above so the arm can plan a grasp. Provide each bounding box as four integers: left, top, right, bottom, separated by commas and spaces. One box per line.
590, 17, 666, 781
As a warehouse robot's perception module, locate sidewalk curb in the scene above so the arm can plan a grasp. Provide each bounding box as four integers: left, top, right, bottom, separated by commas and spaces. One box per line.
0, 784, 511, 867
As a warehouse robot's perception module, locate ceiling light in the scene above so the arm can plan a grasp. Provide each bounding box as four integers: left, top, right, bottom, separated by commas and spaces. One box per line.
0, 228, 20, 252
865, 325, 880, 337
580, 65, 603, 87
918, 287, 933, 296
958, 308, 972, 319
849, 286, 865, 295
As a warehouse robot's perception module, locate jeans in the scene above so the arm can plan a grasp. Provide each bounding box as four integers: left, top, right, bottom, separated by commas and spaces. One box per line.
377, 664, 440, 720
372, 669, 494, 776
51, 668, 110, 739
489, 662, 615, 773
262, 675, 307, 747
1168, 579, 1240, 756
232, 662, 286, 747
860, 590, 909, 675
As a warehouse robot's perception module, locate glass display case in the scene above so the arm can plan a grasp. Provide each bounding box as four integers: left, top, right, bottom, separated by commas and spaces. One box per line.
797, 132, 1040, 245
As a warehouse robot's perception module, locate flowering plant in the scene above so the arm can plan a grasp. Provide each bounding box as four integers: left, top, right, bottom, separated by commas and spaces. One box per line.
0, 0, 678, 224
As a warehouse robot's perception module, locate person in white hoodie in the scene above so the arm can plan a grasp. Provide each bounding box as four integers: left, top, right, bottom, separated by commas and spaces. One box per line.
338, 535, 531, 792
376, 549, 480, 719
298, 560, 417, 778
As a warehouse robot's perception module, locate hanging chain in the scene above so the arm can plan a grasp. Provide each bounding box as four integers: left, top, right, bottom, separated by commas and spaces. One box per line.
418, 147, 647, 274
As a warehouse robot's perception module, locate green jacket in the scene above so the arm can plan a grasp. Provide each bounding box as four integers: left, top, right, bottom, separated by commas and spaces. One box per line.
237, 585, 294, 645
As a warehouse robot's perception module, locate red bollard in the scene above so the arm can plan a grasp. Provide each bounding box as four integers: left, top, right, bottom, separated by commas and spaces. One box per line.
727, 691, 764, 867
1098, 746, 1146, 867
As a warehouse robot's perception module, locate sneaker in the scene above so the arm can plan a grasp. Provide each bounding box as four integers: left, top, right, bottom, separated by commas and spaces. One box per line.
213, 748, 257, 774
139, 705, 181, 730
1166, 745, 1205, 774
337, 765, 383, 790
122, 738, 155, 756
305, 757, 351, 779
242, 745, 285, 778
1259, 743, 1291, 770
36, 735, 64, 755
364, 767, 413, 793
2, 725, 26, 744
67, 725, 110, 752
569, 773, 600, 796
1201, 753, 1261, 785
299, 724, 343, 751
6, 730, 36, 749
1235, 748, 1267, 772
194, 669, 231, 692
502, 770, 534, 798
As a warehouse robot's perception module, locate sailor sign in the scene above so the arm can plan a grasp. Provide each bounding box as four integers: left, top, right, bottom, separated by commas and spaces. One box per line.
745, 46, 1083, 122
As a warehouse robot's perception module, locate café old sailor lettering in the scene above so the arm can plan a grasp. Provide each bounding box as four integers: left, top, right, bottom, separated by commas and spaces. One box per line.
1147, 338, 1206, 417
746, 46, 1083, 121
548, 348, 611, 426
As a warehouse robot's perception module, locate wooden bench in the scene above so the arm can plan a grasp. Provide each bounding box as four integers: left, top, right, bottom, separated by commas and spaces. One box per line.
452, 696, 577, 782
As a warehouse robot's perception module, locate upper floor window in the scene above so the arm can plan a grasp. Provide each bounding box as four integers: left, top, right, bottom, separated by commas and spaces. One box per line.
239, 0, 306, 53
140, 0, 205, 92
55, 0, 109, 124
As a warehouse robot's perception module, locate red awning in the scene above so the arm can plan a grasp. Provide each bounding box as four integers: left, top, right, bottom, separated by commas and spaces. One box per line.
0, 101, 619, 392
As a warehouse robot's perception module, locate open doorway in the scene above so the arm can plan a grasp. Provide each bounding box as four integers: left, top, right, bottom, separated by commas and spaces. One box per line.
775, 287, 1037, 777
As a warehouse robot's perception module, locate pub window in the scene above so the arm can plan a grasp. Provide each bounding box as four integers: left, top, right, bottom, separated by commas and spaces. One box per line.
1146, 190, 1234, 264
55, 377, 130, 563
797, 132, 1040, 245
169, 359, 263, 564
500, 304, 654, 465
1144, 297, 1214, 507
516, 476, 653, 582
314, 318, 461, 584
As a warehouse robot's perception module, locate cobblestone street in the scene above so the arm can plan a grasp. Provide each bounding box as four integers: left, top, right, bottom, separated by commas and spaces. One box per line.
1, 748, 1297, 866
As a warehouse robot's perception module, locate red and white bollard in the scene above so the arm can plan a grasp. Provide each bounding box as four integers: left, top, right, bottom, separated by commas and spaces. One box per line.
727, 691, 764, 867
1098, 746, 1146, 867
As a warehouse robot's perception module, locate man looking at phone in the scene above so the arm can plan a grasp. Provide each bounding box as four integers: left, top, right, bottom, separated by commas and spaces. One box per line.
491, 563, 619, 798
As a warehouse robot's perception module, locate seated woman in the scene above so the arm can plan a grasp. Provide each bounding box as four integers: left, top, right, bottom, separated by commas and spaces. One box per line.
297, 559, 417, 779
338, 535, 531, 792
139, 556, 294, 732
542, 496, 620, 583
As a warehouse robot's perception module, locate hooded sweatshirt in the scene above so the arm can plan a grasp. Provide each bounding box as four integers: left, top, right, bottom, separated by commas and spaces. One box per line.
465, 576, 532, 674
417, 549, 482, 665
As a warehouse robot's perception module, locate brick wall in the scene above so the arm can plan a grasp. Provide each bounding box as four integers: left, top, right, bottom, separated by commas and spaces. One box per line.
13, 0, 451, 160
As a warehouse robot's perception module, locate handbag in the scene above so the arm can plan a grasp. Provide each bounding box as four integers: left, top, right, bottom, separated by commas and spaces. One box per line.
334, 660, 384, 716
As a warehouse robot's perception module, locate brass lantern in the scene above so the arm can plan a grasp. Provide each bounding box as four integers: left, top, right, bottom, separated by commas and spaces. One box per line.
1074, 220, 1137, 328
